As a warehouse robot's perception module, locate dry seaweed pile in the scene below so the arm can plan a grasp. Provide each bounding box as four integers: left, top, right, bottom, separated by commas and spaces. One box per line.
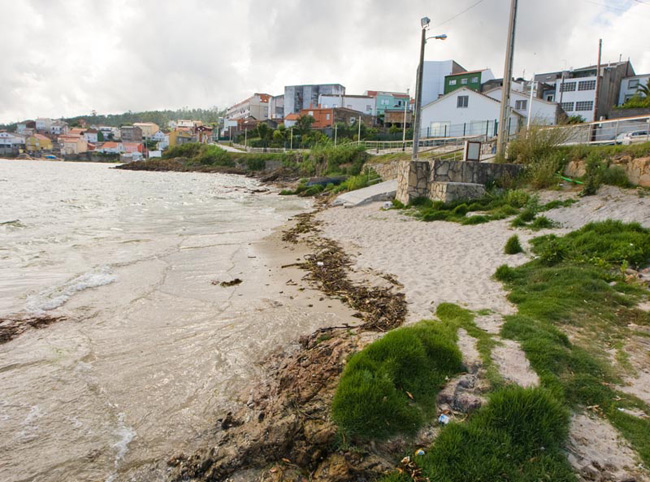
283, 211, 406, 332
167, 211, 407, 481
0, 315, 65, 344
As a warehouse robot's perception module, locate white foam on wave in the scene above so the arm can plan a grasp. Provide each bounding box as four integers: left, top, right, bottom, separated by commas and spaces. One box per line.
25, 266, 117, 313
105, 412, 136, 482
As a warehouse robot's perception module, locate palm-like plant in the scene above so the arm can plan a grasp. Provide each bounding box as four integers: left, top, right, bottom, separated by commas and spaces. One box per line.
637, 79, 650, 98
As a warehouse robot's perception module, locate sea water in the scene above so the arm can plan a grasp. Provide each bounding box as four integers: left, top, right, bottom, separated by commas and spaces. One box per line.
0, 160, 313, 481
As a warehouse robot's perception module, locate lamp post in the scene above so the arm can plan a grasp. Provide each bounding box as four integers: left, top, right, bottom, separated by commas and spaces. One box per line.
412, 17, 446, 160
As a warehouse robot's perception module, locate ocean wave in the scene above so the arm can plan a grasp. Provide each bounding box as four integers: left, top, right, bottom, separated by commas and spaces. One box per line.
25, 267, 117, 313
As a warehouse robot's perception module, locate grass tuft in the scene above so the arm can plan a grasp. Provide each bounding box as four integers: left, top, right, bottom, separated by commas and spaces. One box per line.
504, 234, 524, 254
381, 386, 575, 482
331, 321, 464, 440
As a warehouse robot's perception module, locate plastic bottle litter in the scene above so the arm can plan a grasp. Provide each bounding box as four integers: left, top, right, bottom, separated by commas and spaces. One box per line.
415, 449, 425, 456
316, 261, 324, 267
438, 414, 450, 425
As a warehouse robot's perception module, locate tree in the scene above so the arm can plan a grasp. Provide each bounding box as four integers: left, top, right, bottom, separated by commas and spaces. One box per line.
295, 115, 315, 136
97, 131, 105, 142
637, 79, 650, 98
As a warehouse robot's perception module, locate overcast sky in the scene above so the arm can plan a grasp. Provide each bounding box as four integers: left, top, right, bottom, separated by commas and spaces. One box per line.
1, 0, 649, 124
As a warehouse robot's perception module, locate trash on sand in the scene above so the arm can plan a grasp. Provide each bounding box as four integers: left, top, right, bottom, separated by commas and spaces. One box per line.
316, 261, 324, 267
415, 449, 425, 456
438, 414, 451, 425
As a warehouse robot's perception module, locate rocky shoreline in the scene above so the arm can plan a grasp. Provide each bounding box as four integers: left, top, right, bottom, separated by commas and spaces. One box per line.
165, 210, 409, 481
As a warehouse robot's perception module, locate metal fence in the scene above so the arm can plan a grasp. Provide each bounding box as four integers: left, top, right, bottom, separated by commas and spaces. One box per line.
547, 115, 650, 146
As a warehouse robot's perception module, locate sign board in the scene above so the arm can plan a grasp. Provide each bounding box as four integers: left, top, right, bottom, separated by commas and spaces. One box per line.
464, 140, 481, 162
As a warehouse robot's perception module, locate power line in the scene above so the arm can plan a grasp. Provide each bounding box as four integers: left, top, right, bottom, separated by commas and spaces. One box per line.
432, 0, 486, 28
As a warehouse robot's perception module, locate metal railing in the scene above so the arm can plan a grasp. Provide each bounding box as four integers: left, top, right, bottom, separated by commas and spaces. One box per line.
546, 115, 650, 146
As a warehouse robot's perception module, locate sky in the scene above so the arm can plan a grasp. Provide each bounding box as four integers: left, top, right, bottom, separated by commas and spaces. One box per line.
1, 0, 650, 124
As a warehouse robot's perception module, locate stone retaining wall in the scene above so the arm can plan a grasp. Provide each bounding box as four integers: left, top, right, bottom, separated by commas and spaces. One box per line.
396, 159, 523, 204
371, 160, 400, 181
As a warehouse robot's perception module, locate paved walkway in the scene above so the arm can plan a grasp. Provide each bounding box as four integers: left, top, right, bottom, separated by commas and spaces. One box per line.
331, 179, 397, 207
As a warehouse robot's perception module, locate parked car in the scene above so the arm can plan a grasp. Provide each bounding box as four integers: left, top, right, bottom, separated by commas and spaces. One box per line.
615, 130, 650, 145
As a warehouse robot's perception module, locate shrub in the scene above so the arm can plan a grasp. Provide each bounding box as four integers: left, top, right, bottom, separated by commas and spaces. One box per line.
505, 235, 523, 254
580, 154, 604, 196
331, 321, 463, 440
602, 165, 632, 188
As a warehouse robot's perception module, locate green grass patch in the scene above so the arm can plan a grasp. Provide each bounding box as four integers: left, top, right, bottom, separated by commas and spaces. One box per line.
381, 386, 575, 482
403, 189, 576, 228
495, 220, 650, 465
504, 234, 523, 254
331, 320, 464, 441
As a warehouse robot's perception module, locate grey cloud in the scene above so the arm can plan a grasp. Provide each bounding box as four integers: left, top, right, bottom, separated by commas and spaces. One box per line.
0, 0, 648, 123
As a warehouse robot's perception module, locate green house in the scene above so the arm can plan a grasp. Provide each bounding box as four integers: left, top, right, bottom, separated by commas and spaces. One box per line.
444, 69, 494, 95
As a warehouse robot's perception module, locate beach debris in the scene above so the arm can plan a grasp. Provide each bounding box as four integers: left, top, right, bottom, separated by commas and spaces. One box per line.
415, 449, 425, 456
0, 315, 66, 344
438, 414, 451, 425
213, 278, 243, 287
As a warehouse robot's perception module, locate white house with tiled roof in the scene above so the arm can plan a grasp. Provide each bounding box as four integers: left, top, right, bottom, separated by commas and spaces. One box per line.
420, 87, 521, 139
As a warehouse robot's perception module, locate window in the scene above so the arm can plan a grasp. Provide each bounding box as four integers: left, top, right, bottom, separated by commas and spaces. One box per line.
578, 80, 596, 91
546, 95, 554, 102
457, 95, 469, 108
560, 82, 576, 92
629, 79, 640, 89
308, 111, 314, 116
515, 100, 528, 110
461, 78, 468, 85
575, 101, 594, 111
366, 105, 372, 112
561, 102, 575, 112
449, 79, 457, 86
471, 77, 479, 83
326, 114, 330, 120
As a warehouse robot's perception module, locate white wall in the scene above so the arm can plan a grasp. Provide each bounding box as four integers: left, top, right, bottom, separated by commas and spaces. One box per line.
619, 75, 650, 105
486, 89, 558, 125
553, 76, 597, 121
421, 88, 519, 138
421, 60, 458, 106
318, 95, 376, 115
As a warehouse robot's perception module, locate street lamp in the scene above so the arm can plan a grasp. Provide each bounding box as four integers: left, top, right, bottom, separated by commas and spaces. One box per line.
412, 18, 447, 160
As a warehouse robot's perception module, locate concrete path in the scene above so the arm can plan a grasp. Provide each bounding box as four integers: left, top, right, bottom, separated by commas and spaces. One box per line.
332, 179, 397, 207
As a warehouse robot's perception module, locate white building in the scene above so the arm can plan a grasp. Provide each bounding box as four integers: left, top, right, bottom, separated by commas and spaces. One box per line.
83, 129, 99, 144
0, 132, 26, 147
619, 74, 650, 105
485, 88, 561, 125
50, 120, 69, 135
152, 130, 168, 149
317, 94, 376, 116
35, 118, 53, 132
421, 60, 466, 106
420, 87, 521, 138
226, 93, 271, 121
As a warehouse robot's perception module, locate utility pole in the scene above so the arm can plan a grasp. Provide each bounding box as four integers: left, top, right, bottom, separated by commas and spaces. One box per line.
244, 128, 248, 151
334, 123, 338, 146
290, 128, 293, 150
412, 22, 428, 160
594, 39, 603, 123
496, 0, 519, 158
402, 88, 410, 151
